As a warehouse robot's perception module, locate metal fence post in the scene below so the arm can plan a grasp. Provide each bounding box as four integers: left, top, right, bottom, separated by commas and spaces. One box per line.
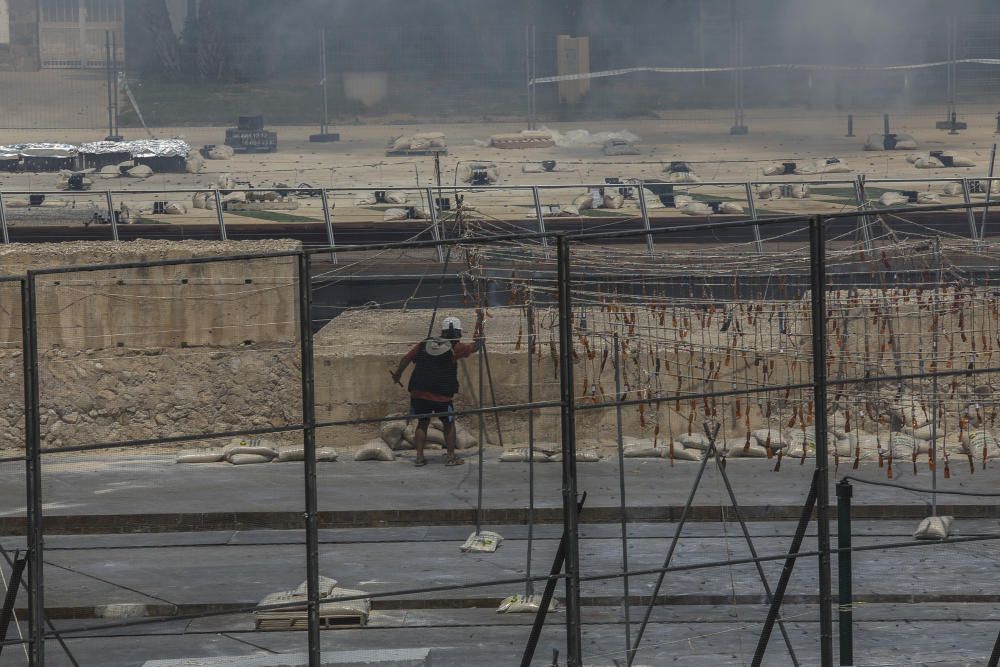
425, 186, 445, 263
213, 189, 227, 241
960, 178, 978, 243
319, 189, 337, 263
837, 479, 854, 666
0, 193, 9, 244
21, 274, 44, 666
531, 186, 550, 259
744, 182, 763, 255
556, 235, 582, 666
809, 216, 834, 667
635, 184, 655, 255
297, 253, 321, 667
612, 334, 632, 661
852, 177, 874, 254
104, 190, 119, 241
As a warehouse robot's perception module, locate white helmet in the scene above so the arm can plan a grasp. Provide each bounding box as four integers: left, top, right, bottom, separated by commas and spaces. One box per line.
441, 316, 463, 336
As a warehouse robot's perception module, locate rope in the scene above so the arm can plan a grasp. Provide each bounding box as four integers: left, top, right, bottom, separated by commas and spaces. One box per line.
842, 475, 1000, 497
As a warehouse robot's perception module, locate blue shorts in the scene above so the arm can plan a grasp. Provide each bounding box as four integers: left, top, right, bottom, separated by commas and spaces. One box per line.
410, 397, 454, 426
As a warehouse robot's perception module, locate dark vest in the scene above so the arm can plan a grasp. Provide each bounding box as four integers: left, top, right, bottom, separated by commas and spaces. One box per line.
408, 338, 459, 397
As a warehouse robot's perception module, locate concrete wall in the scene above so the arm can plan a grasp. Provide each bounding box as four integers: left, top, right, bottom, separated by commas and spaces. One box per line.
0, 240, 304, 454
7, 0, 37, 70
0, 241, 299, 350
0, 0, 11, 45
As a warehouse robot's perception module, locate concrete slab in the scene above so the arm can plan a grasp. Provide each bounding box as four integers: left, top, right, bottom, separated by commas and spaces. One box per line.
4, 612, 995, 667
5, 523, 1000, 616
142, 648, 431, 667
2, 456, 1000, 535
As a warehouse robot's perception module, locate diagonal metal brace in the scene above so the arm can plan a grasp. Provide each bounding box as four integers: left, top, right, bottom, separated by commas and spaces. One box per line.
520, 493, 587, 667
751, 468, 820, 667
705, 423, 800, 666
0, 549, 27, 655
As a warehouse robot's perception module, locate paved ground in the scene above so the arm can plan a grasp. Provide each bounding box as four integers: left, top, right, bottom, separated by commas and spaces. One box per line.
2, 455, 1000, 665
1, 454, 997, 523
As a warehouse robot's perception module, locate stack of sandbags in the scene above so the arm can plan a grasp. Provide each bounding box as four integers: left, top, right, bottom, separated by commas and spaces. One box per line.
663, 162, 700, 183
205, 144, 235, 160
757, 183, 810, 200
909, 151, 977, 169
224, 438, 278, 465
962, 430, 1000, 460
488, 130, 554, 149
388, 132, 447, 152
793, 157, 851, 175
864, 133, 918, 151
458, 162, 500, 184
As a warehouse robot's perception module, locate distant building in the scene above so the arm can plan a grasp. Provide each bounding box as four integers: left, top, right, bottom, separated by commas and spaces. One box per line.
0, 0, 123, 70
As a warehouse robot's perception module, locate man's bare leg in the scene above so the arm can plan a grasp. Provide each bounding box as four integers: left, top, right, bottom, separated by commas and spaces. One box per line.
414, 421, 428, 465
443, 421, 460, 464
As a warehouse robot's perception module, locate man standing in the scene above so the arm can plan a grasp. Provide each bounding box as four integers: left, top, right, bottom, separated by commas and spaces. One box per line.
391, 312, 484, 466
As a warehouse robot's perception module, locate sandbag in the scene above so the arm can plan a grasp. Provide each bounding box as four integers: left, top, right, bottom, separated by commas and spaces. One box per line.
602, 139, 640, 156
163, 201, 187, 215
229, 453, 272, 465
918, 192, 941, 204
488, 130, 554, 149
192, 192, 208, 209
458, 162, 500, 184
497, 594, 558, 613
963, 430, 1000, 458
842, 433, 881, 459
603, 192, 624, 209
456, 426, 477, 450
549, 448, 601, 462
320, 587, 372, 616
913, 156, 944, 169
680, 201, 713, 216
185, 155, 205, 173
354, 439, 396, 461
887, 432, 928, 457
126, 164, 154, 178
276, 446, 304, 462
99, 165, 121, 179
914, 515, 953, 540
225, 440, 278, 460
176, 448, 225, 464
499, 448, 550, 462
719, 201, 744, 214
207, 145, 235, 160
678, 432, 710, 450
381, 418, 407, 449
572, 193, 594, 212
403, 422, 446, 446
316, 447, 338, 462
752, 428, 788, 451
669, 445, 704, 461
879, 192, 908, 207
383, 207, 408, 222
623, 440, 663, 458
943, 182, 964, 195
293, 576, 338, 598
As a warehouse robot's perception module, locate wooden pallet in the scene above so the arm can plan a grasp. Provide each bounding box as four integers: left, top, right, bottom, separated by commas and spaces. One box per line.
255, 610, 367, 631
385, 148, 448, 157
